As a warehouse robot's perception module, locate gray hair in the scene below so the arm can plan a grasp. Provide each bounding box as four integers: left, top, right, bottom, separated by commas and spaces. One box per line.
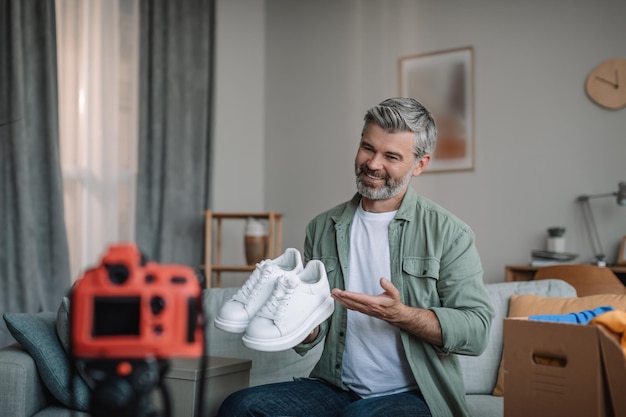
361, 97, 437, 158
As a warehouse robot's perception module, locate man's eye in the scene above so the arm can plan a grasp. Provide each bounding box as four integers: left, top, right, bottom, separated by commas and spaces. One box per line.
387, 155, 399, 161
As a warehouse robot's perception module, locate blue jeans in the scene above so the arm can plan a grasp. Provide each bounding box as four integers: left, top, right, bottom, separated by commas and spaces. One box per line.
217, 379, 431, 417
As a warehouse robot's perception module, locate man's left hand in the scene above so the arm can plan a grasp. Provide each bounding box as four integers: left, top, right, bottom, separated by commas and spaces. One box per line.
330, 277, 404, 321
330, 277, 443, 346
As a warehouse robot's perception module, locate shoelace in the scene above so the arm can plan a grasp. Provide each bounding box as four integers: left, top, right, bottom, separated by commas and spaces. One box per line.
232, 261, 271, 304
256, 275, 299, 321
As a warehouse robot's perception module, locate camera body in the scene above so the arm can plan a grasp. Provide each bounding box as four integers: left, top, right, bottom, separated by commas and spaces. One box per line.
71, 243, 204, 360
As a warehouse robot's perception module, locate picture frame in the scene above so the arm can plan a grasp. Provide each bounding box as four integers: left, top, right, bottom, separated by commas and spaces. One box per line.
618, 236, 626, 266
399, 46, 474, 173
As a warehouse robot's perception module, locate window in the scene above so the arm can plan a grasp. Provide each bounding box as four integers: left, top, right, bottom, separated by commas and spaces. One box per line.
56, 0, 139, 280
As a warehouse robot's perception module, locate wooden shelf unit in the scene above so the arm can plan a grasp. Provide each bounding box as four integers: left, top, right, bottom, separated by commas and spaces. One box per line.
203, 211, 283, 287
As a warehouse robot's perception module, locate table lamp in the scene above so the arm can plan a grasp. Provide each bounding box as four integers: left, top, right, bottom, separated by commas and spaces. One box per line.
577, 181, 626, 266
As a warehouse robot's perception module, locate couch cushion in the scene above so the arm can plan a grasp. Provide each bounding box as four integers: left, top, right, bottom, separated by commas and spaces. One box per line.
55, 297, 94, 388
55, 297, 71, 353
492, 291, 626, 396
204, 287, 322, 387
0, 345, 49, 417
3, 311, 91, 411
459, 279, 576, 395
466, 394, 503, 417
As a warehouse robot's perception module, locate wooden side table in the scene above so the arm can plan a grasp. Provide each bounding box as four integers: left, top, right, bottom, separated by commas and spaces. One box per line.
505, 264, 626, 284
161, 356, 251, 417
504, 265, 542, 282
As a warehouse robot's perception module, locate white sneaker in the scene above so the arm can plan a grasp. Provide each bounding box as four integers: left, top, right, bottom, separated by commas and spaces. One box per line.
242, 259, 334, 352
214, 248, 303, 333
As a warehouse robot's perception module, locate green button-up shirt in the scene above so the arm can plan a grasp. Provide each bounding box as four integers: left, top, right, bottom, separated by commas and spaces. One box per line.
297, 188, 494, 417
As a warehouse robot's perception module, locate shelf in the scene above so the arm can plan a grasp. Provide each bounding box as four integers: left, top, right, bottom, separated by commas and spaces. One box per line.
204, 211, 283, 287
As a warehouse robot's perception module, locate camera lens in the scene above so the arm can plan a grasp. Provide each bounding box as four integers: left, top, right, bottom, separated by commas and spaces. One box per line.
105, 264, 130, 285
150, 296, 165, 315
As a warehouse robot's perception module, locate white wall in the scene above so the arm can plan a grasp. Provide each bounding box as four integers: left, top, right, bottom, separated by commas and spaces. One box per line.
215, 0, 626, 285
212, 0, 266, 280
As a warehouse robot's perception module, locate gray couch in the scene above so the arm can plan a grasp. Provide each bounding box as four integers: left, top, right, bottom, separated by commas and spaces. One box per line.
0, 279, 576, 417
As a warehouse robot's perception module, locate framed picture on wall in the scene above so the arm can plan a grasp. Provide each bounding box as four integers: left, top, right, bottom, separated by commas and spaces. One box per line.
618, 236, 626, 266
399, 46, 474, 173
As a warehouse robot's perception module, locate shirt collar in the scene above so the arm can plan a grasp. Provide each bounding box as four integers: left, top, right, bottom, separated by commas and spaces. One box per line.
332, 188, 417, 225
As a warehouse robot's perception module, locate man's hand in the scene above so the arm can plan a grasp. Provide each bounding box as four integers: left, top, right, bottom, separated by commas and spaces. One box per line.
331, 278, 443, 346
330, 277, 403, 320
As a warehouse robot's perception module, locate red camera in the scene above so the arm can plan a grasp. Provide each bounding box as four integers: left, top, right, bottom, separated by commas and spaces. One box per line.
71, 243, 204, 359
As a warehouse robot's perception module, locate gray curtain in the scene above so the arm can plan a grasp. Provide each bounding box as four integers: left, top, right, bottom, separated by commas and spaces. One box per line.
135, 0, 214, 269
0, 0, 71, 348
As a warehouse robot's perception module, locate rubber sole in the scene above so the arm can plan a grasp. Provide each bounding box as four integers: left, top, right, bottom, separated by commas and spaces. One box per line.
242, 297, 335, 352
214, 316, 249, 334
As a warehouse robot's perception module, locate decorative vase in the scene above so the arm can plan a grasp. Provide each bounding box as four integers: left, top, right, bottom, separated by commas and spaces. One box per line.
244, 218, 268, 265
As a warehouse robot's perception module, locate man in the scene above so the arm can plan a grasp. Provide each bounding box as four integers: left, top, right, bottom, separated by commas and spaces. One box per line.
218, 97, 494, 417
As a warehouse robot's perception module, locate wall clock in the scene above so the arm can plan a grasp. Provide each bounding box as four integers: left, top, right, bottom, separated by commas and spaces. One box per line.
585, 58, 626, 109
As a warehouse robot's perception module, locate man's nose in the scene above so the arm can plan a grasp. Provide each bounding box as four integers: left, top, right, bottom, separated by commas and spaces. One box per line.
366, 153, 385, 170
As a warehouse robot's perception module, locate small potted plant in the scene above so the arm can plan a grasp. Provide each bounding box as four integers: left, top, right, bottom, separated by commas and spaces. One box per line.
547, 227, 566, 252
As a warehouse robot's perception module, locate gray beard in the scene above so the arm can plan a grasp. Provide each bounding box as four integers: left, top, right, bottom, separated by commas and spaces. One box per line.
355, 166, 413, 201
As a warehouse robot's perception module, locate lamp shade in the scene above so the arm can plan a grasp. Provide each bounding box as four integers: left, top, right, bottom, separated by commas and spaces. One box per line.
577, 181, 626, 266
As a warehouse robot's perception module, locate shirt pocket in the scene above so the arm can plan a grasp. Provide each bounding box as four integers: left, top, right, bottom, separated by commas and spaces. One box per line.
402, 257, 440, 280
402, 257, 441, 305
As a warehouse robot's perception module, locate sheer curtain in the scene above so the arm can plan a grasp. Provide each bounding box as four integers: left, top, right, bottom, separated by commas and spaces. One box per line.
55, 0, 139, 280
56, 0, 213, 278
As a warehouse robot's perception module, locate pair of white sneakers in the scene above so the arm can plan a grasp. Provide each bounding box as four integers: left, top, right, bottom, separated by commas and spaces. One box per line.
214, 248, 334, 352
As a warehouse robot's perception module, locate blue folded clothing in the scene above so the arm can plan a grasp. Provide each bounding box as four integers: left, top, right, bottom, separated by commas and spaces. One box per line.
529, 306, 614, 324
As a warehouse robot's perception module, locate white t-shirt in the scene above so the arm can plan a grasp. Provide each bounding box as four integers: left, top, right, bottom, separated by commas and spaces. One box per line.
341, 203, 418, 398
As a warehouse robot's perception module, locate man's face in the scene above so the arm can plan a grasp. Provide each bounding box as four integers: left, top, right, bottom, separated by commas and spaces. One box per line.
355, 124, 428, 202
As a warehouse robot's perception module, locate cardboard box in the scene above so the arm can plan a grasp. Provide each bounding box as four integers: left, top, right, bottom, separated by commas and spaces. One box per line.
503, 318, 626, 417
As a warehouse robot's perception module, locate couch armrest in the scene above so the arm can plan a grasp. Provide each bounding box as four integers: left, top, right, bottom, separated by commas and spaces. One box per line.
0, 344, 50, 417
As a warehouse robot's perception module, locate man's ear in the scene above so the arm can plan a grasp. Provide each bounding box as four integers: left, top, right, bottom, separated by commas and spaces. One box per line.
412, 155, 431, 177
